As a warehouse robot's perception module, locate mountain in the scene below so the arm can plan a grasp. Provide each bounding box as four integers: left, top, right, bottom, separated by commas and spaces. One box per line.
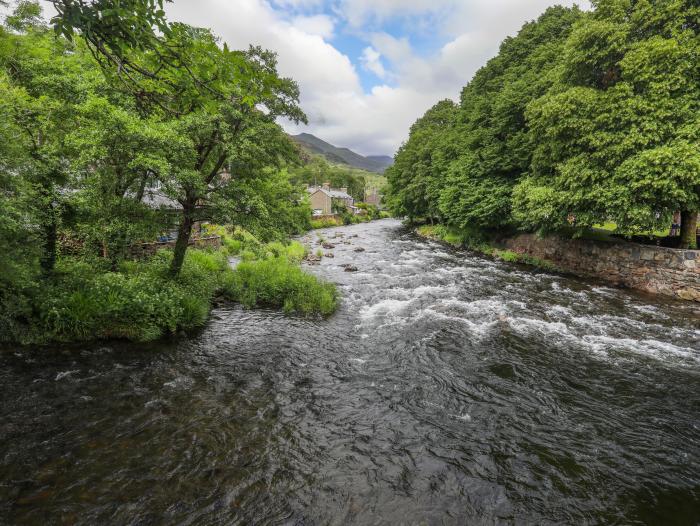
291, 133, 393, 174
366, 155, 394, 171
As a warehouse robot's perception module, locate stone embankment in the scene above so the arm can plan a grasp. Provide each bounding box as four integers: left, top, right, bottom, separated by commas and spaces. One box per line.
502, 234, 700, 302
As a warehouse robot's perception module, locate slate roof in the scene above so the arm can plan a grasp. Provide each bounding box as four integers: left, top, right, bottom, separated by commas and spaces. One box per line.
141, 189, 182, 210
307, 186, 353, 200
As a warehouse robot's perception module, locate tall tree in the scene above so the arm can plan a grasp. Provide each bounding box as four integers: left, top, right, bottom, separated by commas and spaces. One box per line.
440, 6, 582, 230
147, 26, 306, 276
0, 16, 98, 273
65, 94, 177, 265
516, 0, 700, 247
385, 99, 457, 223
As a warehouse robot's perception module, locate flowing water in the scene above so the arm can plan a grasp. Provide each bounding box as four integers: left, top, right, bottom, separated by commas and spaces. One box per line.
1, 219, 699, 525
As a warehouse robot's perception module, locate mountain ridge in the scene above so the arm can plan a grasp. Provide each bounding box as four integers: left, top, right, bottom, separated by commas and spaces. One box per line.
291, 133, 393, 174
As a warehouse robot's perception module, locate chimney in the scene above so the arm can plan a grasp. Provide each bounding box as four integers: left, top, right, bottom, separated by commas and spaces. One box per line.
322, 182, 331, 191
340, 187, 348, 195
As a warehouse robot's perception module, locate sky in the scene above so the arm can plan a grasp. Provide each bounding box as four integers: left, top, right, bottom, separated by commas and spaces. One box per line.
39, 0, 590, 157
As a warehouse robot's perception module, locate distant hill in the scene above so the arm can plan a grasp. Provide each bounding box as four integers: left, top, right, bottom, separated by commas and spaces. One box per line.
291, 133, 393, 174
366, 155, 394, 171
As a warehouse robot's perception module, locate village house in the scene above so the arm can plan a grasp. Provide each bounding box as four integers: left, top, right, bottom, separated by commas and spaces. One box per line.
307, 182, 360, 216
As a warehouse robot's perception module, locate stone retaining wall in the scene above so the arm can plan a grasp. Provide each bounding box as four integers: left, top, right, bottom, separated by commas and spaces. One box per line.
501, 234, 700, 302
129, 236, 222, 259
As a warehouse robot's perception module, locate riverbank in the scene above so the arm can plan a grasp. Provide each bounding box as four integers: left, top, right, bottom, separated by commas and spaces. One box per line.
310, 206, 392, 229
416, 225, 558, 270
416, 224, 700, 302
0, 228, 338, 346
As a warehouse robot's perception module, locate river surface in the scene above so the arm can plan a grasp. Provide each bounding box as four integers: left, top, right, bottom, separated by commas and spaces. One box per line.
1, 219, 699, 525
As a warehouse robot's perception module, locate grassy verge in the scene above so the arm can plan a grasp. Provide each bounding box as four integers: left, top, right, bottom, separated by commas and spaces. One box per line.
416, 224, 558, 272
222, 257, 337, 315
220, 226, 338, 315
311, 216, 345, 229
310, 206, 391, 229
2, 227, 338, 346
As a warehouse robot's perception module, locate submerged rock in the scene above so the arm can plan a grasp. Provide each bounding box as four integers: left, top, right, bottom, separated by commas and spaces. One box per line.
344, 265, 358, 272
322, 242, 336, 249
354, 247, 365, 253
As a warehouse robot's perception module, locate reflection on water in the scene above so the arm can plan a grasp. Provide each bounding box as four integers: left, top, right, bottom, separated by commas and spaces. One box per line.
1, 219, 699, 525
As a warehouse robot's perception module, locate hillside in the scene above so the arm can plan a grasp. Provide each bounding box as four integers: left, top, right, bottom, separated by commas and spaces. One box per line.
292, 133, 393, 174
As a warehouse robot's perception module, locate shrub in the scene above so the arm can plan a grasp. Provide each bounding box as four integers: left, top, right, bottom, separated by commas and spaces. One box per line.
494, 250, 520, 263
310, 216, 344, 229
4, 223, 339, 345
222, 257, 337, 316
285, 241, 307, 263
222, 237, 242, 256
240, 249, 257, 262
16, 248, 233, 345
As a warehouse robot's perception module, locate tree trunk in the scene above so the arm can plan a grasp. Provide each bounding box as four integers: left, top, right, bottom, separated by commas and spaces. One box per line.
40, 207, 58, 276
169, 205, 194, 277
679, 210, 698, 250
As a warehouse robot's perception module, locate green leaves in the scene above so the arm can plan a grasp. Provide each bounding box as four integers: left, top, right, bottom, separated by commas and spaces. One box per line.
386, 6, 582, 229
518, 0, 700, 233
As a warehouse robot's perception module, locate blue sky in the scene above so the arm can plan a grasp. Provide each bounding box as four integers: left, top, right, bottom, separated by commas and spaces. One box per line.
38, 0, 589, 156
266, 0, 455, 93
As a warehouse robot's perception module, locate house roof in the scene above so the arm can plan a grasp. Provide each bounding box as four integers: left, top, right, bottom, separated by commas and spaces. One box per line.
141, 189, 182, 210
307, 186, 353, 200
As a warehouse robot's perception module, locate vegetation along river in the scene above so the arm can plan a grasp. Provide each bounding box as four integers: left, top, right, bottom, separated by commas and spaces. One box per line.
1, 219, 699, 525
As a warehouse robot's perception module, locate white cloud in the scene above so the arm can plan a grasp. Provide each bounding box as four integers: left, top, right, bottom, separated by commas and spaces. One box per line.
291, 14, 335, 39
359, 47, 386, 79
35, 0, 592, 156
337, 0, 456, 27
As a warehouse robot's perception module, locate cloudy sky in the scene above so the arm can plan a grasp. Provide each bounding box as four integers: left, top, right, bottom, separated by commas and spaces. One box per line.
41, 0, 589, 156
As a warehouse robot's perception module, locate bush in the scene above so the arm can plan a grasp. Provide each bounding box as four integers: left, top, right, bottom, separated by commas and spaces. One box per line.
284, 241, 307, 263
10, 249, 232, 345
2, 224, 338, 345
222, 256, 337, 316
222, 237, 242, 256
311, 216, 344, 229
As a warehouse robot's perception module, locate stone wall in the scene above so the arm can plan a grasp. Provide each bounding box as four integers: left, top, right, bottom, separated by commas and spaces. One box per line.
501, 234, 700, 302
129, 236, 222, 259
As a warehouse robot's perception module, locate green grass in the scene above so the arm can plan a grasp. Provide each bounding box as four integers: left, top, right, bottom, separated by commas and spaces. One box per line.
222, 256, 337, 316
416, 224, 558, 272
4, 226, 336, 346
13, 249, 230, 345
593, 222, 669, 238
311, 216, 344, 229
491, 249, 558, 271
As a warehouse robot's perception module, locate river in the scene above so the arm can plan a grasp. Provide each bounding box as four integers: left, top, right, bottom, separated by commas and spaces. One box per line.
1, 219, 699, 525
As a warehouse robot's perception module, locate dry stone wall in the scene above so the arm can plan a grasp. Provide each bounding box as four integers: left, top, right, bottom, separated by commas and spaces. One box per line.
501, 234, 700, 303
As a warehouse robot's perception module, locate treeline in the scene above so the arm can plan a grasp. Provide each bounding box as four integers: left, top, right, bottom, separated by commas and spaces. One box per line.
0, 1, 329, 344
385, 1, 700, 249
289, 156, 368, 201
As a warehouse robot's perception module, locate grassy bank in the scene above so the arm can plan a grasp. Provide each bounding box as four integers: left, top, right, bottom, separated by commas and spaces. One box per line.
310, 206, 391, 229
1, 227, 337, 346
416, 224, 558, 271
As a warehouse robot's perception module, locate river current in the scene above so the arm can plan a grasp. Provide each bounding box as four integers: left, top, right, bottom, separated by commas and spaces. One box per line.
1, 219, 699, 525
